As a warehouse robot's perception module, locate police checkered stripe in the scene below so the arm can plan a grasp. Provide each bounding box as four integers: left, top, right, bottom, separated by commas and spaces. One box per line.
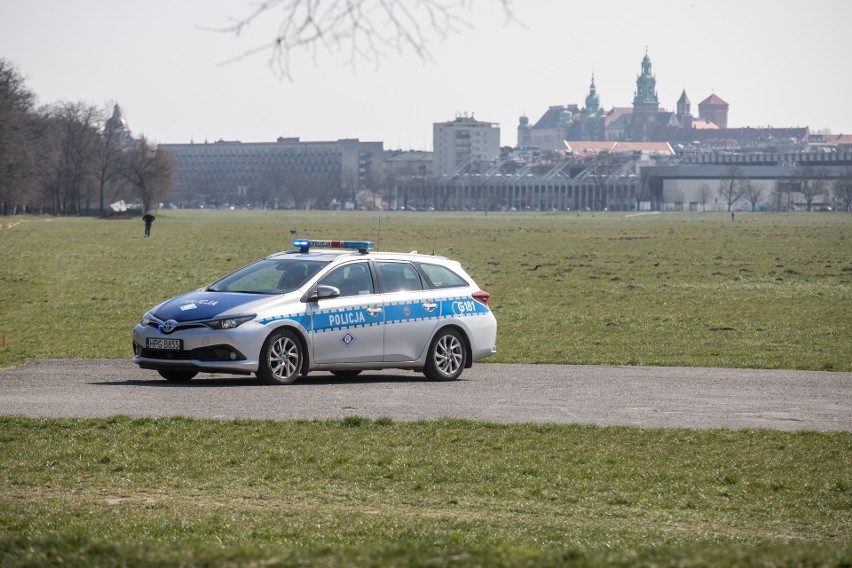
258, 295, 489, 331
383, 299, 439, 326
317, 320, 380, 333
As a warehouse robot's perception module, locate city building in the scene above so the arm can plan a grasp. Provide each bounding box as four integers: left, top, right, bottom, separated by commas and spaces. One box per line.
160, 137, 383, 208
383, 150, 433, 210
433, 115, 500, 176
154, 50, 849, 214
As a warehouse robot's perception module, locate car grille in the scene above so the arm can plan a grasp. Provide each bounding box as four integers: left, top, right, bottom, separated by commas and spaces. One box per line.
138, 344, 246, 362
145, 321, 205, 333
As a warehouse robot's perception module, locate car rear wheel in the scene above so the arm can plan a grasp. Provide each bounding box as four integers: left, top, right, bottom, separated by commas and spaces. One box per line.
257, 329, 302, 385
424, 328, 466, 381
157, 369, 197, 383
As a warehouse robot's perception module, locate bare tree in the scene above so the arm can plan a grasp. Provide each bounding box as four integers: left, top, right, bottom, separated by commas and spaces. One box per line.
586, 151, 627, 210
95, 103, 130, 216
339, 167, 361, 208
209, 0, 515, 78
742, 178, 763, 212
254, 164, 292, 209
791, 164, 828, 212
636, 165, 652, 210
43, 101, 103, 215
119, 138, 176, 213
770, 178, 789, 211
0, 59, 41, 215
718, 165, 744, 212
833, 167, 852, 212
696, 182, 712, 212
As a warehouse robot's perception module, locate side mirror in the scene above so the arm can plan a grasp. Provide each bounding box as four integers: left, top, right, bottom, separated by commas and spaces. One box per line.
310, 285, 340, 301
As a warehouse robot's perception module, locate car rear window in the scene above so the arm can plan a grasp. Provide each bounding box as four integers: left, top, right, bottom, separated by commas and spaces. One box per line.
417, 263, 467, 289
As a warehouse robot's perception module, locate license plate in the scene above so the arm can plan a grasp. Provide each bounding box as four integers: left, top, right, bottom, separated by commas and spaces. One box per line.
147, 338, 182, 350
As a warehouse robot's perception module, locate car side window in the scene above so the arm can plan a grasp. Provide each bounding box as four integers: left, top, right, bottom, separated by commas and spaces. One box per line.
377, 262, 423, 293
417, 263, 467, 289
318, 262, 374, 297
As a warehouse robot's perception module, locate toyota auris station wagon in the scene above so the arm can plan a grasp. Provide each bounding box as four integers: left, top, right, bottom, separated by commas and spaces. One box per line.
132, 239, 497, 384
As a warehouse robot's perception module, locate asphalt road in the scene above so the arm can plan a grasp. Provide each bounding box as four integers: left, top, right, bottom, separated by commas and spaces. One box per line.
0, 359, 850, 431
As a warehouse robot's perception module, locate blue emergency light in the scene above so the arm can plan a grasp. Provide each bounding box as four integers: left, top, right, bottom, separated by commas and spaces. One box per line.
293, 239, 375, 254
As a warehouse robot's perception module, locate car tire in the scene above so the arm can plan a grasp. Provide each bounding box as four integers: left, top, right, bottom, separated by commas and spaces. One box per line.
424, 328, 466, 381
257, 329, 303, 385
157, 369, 197, 383
331, 370, 362, 378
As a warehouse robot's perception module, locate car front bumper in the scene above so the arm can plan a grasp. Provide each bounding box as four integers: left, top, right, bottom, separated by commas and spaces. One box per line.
132, 323, 267, 374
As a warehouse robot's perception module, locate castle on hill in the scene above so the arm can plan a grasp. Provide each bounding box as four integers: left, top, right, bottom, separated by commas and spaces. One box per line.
517, 50, 807, 152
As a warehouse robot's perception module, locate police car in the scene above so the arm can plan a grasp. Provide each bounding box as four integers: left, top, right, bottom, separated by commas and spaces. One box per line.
132, 239, 497, 384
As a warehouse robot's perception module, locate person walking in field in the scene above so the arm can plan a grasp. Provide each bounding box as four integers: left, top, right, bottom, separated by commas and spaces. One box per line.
142, 212, 155, 237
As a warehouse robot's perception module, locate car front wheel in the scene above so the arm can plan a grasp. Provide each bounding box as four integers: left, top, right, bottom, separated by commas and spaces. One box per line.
424, 328, 466, 381
257, 329, 303, 385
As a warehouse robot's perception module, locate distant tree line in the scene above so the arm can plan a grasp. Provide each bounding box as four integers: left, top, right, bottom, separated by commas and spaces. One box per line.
718, 164, 852, 212
0, 58, 175, 216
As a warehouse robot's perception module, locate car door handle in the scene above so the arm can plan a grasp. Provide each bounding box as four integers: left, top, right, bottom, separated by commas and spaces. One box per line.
366, 307, 383, 316
422, 302, 438, 312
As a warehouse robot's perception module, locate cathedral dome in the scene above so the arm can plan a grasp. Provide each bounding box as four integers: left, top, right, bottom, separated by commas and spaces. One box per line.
106, 104, 130, 132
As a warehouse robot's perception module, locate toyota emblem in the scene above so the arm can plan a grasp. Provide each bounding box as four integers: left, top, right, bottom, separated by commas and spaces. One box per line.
161, 319, 177, 334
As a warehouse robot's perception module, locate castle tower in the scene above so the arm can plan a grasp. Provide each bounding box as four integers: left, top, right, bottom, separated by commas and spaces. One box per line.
517, 114, 531, 148
698, 94, 729, 129
633, 51, 659, 107
630, 49, 661, 140
581, 74, 606, 140
582, 74, 604, 118
676, 90, 693, 128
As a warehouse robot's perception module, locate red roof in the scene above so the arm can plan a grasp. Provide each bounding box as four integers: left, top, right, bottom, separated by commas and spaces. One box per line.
699, 94, 728, 107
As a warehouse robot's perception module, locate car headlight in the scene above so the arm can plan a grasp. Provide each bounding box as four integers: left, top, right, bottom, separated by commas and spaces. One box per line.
202, 315, 255, 330
140, 313, 156, 326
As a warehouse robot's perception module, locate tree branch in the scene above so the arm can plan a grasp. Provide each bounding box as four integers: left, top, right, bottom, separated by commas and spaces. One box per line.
202, 0, 516, 79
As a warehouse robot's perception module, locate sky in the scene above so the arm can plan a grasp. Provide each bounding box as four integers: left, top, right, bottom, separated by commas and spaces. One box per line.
2, 0, 851, 150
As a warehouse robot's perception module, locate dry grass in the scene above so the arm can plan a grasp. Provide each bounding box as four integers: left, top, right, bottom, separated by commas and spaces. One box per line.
1, 210, 849, 370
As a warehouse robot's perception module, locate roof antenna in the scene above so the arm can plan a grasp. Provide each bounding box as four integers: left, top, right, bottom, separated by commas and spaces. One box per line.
432, 235, 437, 256
376, 213, 381, 252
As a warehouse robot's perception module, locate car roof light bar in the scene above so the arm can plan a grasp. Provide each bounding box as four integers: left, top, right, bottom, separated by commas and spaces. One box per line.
293, 239, 375, 254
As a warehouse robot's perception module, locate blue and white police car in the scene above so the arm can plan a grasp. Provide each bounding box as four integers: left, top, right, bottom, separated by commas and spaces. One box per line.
132, 239, 497, 384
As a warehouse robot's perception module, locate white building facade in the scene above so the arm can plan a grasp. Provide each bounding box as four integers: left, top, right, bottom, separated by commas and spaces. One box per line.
432, 116, 500, 176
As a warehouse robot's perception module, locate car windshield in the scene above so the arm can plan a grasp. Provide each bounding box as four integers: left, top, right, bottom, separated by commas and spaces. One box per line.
207, 258, 329, 294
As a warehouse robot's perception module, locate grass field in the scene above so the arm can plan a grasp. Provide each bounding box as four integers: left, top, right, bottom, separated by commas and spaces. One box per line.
0, 211, 850, 566
0, 210, 850, 370
1, 416, 850, 567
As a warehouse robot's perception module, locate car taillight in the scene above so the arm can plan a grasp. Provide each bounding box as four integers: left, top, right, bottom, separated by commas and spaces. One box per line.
472, 291, 490, 308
